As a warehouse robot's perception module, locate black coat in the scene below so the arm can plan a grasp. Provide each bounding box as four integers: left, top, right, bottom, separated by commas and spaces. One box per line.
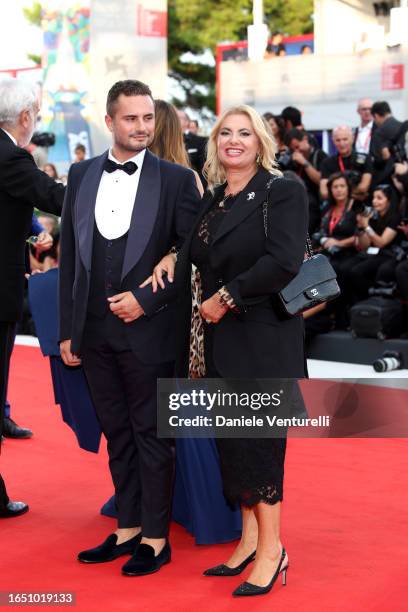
175, 168, 309, 378
0, 129, 64, 322
58, 149, 201, 363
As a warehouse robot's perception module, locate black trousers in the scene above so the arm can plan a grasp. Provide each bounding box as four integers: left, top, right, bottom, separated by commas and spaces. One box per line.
81, 324, 174, 537
0, 321, 16, 510
0, 474, 9, 509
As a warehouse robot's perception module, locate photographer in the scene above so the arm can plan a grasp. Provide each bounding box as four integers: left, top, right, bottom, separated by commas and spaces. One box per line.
371, 101, 408, 186
314, 173, 358, 327
348, 184, 402, 301
320, 126, 372, 201
284, 128, 327, 232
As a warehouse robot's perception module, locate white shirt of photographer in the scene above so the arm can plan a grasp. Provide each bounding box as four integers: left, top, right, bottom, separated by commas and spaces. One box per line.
355, 121, 373, 155
95, 148, 146, 240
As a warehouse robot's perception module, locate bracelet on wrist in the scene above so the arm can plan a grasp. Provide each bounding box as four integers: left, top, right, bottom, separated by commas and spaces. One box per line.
217, 286, 238, 311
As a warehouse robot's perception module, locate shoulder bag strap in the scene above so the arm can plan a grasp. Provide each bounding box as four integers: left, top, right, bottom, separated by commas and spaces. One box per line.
262, 176, 313, 259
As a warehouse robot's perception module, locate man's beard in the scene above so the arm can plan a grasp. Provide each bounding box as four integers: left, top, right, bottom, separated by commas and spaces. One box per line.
117, 133, 152, 153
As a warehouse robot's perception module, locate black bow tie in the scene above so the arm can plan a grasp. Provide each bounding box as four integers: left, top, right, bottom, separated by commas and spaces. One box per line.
104, 158, 138, 175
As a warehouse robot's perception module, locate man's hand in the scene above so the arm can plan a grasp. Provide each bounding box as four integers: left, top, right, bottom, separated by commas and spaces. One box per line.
397, 222, 408, 236
108, 291, 144, 323
291, 151, 307, 166
200, 293, 229, 324
394, 161, 408, 176
60, 339, 82, 366
139, 253, 177, 293
35, 231, 53, 252
356, 213, 370, 229
381, 147, 391, 160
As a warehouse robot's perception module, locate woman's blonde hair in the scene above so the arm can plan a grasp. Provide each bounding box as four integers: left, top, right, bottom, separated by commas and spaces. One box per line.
149, 99, 191, 167
203, 105, 282, 191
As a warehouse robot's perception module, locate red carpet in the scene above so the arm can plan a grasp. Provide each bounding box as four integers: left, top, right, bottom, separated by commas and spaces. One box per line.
1, 345, 408, 611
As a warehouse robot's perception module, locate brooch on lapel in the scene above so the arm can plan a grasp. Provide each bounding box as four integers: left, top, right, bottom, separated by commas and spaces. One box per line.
246, 192, 255, 201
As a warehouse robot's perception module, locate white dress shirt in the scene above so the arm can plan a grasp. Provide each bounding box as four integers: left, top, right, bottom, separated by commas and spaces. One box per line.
95, 148, 146, 239
355, 121, 373, 155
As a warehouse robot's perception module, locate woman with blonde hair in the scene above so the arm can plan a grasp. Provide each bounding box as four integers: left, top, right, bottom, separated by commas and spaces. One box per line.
151, 105, 308, 597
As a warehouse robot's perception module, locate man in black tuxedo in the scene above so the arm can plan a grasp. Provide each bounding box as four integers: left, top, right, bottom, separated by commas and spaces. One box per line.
59, 80, 200, 576
0, 77, 64, 518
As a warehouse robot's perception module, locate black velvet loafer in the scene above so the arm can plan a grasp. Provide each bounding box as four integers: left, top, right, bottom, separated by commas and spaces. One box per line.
3, 417, 33, 439
77, 533, 141, 563
121, 541, 171, 576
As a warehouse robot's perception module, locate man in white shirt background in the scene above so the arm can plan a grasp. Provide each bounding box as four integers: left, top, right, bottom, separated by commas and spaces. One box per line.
59, 80, 200, 576
355, 98, 374, 155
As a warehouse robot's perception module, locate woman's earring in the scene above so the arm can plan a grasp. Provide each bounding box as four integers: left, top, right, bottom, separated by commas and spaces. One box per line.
256, 153, 261, 164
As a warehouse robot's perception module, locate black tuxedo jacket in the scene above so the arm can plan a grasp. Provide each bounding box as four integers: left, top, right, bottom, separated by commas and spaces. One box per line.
58, 149, 201, 363
0, 129, 64, 322
175, 168, 309, 378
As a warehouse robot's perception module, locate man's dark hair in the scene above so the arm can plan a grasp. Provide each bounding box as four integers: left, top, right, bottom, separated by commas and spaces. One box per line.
285, 128, 307, 146
74, 143, 86, 153
281, 106, 302, 127
371, 101, 392, 117
106, 80, 153, 116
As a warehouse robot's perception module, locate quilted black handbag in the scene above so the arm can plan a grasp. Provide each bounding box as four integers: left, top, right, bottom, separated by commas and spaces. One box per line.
262, 186, 341, 316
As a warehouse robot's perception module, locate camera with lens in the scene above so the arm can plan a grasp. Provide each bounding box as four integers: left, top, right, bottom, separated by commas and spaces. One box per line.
368, 281, 397, 298
30, 131, 56, 147
311, 230, 325, 249
372, 350, 403, 373
311, 230, 341, 255
277, 150, 296, 171
345, 169, 362, 188
351, 201, 373, 217
390, 142, 407, 163
390, 244, 408, 262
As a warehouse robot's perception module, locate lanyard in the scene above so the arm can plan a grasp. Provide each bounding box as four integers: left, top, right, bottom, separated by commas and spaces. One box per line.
338, 155, 346, 173
328, 206, 346, 235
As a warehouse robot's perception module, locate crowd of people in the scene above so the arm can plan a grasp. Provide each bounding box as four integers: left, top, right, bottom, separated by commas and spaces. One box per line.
262, 100, 408, 338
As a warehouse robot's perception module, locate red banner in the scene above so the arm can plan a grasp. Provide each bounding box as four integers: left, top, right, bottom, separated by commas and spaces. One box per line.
136, 4, 167, 37
381, 63, 404, 90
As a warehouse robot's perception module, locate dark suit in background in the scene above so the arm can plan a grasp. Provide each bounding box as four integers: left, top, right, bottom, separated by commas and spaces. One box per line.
0, 128, 64, 509
184, 131, 207, 187
59, 149, 200, 535
371, 116, 404, 186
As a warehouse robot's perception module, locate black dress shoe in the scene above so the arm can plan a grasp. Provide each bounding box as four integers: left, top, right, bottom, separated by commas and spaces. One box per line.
232, 548, 288, 597
3, 417, 33, 439
0, 501, 29, 518
122, 541, 171, 576
78, 533, 142, 563
203, 550, 256, 576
